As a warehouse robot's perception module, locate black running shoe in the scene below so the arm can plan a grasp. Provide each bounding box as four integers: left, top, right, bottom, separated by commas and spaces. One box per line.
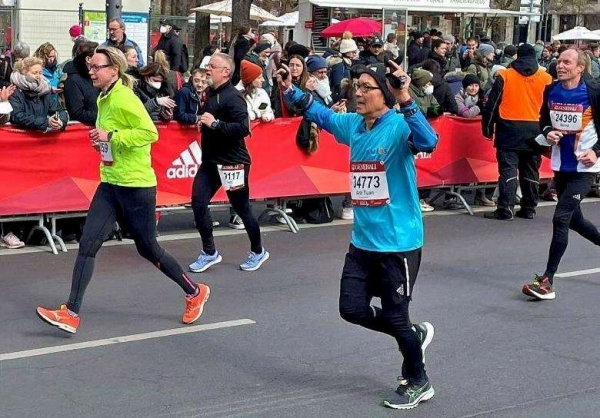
383, 380, 435, 410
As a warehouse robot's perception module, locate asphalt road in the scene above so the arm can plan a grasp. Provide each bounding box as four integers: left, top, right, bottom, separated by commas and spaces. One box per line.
1, 202, 599, 418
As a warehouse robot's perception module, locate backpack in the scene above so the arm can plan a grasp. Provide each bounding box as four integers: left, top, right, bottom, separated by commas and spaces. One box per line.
294, 197, 334, 224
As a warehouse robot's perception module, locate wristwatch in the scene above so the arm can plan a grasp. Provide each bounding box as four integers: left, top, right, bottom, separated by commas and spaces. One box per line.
210, 119, 220, 129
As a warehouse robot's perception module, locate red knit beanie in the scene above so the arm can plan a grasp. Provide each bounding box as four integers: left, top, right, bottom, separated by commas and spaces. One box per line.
241, 60, 262, 86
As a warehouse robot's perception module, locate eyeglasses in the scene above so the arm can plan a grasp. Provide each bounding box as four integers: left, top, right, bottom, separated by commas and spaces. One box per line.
353, 82, 380, 94
206, 63, 230, 70
89, 64, 112, 72
315, 70, 328, 75
108, 27, 123, 32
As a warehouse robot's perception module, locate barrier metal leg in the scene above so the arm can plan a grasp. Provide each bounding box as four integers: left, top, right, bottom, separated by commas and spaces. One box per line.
48, 216, 68, 253
259, 199, 299, 234
444, 190, 474, 216
27, 217, 59, 255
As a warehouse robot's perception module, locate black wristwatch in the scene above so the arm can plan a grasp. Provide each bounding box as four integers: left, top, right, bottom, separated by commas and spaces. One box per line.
210, 119, 220, 129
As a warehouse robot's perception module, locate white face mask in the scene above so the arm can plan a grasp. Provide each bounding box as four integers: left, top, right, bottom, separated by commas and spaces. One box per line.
148, 81, 161, 90
424, 85, 434, 95
159, 26, 168, 34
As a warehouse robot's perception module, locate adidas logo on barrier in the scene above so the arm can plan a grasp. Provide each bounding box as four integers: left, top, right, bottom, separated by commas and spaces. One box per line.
166, 141, 202, 179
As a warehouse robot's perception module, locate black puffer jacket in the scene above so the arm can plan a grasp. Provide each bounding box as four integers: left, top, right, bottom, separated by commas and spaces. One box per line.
63, 53, 99, 125
156, 32, 186, 73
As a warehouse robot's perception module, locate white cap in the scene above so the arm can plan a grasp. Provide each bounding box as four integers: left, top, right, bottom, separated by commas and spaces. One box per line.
340, 38, 358, 54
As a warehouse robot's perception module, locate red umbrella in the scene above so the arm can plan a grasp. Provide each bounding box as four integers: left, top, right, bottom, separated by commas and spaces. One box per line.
320, 18, 382, 38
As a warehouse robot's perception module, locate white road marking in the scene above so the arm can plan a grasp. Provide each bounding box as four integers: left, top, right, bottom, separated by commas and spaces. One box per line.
555, 268, 600, 278
0, 319, 255, 362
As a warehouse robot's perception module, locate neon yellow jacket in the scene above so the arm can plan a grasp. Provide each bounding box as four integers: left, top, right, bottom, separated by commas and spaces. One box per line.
96, 79, 158, 187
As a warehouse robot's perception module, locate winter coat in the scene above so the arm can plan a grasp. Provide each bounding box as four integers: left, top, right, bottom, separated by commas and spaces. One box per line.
63, 53, 99, 125
134, 79, 175, 122
174, 82, 202, 125
408, 84, 441, 119
455, 89, 482, 118
431, 72, 458, 115
155, 32, 186, 73
102, 34, 145, 67
244, 87, 274, 122
231, 36, 251, 87
9, 88, 69, 131
444, 71, 467, 95
466, 56, 492, 92
327, 56, 354, 103
407, 41, 429, 68
428, 50, 448, 75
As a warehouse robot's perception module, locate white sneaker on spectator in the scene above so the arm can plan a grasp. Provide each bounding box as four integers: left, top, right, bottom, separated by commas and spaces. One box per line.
420, 199, 434, 212
212, 220, 220, 227
228, 215, 245, 230
0, 232, 25, 249
340, 207, 354, 220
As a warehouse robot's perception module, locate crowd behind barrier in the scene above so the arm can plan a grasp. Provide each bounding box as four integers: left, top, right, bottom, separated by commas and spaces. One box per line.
0, 115, 555, 218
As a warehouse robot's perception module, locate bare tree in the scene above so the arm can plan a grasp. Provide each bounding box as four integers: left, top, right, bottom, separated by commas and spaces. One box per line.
548, 0, 593, 26
232, 0, 252, 31
193, 0, 214, 67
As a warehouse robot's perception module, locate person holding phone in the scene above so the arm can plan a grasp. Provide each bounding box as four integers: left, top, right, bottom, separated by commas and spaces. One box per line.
36, 47, 210, 334
240, 60, 274, 122
9, 57, 69, 132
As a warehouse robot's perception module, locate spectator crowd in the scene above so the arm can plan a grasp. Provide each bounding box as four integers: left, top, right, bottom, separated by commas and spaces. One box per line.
1, 19, 600, 248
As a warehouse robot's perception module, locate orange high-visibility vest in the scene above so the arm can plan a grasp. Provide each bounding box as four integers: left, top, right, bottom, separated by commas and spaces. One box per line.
498, 68, 552, 121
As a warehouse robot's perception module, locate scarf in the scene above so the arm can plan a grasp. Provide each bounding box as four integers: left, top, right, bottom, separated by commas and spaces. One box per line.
10, 72, 52, 96
45, 61, 58, 74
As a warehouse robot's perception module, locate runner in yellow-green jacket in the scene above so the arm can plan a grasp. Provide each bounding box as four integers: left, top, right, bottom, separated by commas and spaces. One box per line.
36, 46, 210, 334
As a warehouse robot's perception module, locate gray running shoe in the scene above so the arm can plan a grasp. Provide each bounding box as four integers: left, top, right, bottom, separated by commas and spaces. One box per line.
383, 380, 435, 410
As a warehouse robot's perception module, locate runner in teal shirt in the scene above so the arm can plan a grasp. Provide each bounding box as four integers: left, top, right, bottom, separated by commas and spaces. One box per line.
279, 62, 438, 410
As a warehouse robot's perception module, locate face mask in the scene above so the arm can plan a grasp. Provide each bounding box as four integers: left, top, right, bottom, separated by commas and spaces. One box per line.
159, 26, 168, 34
148, 81, 161, 90
424, 85, 434, 95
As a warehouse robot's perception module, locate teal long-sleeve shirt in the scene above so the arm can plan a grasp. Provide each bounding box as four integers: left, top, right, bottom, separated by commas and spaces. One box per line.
284, 86, 438, 252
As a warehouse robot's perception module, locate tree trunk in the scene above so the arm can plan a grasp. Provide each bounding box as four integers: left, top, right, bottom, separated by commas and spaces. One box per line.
232, 0, 252, 32
193, 0, 213, 67
173, 0, 189, 17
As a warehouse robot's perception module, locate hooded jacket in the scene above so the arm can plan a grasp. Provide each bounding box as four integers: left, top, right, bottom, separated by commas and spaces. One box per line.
134, 79, 175, 122
482, 54, 552, 150
63, 53, 99, 125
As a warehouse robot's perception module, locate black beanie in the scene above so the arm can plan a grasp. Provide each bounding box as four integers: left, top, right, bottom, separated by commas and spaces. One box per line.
287, 44, 310, 59
462, 74, 480, 89
351, 63, 397, 108
253, 42, 271, 54
517, 44, 536, 58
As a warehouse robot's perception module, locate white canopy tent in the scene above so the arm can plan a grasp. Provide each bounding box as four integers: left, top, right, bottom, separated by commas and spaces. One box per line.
190, 0, 281, 22
552, 26, 600, 41
260, 11, 298, 27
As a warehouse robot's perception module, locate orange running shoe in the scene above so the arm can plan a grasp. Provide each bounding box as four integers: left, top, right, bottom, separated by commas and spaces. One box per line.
182, 284, 211, 324
36, 304, 80, 334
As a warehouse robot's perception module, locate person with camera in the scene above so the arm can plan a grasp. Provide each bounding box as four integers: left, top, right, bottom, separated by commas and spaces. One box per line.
189, 52, 269, 273
276, 59, 438, 409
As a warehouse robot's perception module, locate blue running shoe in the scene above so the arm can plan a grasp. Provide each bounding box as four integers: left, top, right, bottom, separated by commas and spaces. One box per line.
240, 248, 270, 271
189, 251, 222, 273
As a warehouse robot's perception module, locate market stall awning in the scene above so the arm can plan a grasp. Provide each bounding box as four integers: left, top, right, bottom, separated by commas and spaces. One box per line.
309, 0, 535, 17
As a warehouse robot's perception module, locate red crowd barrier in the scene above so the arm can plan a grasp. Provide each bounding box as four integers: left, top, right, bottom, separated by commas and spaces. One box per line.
0, 116, 553, 217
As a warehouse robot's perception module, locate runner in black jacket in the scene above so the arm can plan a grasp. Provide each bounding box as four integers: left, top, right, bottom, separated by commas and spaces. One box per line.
189, 52, 269, 274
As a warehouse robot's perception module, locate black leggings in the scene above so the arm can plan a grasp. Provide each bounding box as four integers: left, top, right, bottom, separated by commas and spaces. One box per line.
339, 244, 427, 383
67, 183, 196, 314
191, 163, 262, 254
545, 171, 600, 282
